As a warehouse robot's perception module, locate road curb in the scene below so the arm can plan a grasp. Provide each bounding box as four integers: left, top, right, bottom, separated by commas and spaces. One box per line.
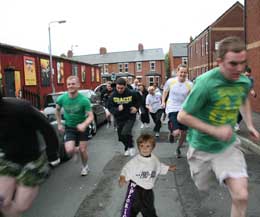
239, 135, 260, 155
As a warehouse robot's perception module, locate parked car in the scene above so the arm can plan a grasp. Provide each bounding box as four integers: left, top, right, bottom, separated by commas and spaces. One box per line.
42, 90, 107, 162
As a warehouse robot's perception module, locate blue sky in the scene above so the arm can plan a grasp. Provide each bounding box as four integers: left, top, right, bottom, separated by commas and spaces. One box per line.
1, 0, 243, 56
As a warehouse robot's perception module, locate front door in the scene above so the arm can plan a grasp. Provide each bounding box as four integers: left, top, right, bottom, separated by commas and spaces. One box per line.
4, 69, 15, 97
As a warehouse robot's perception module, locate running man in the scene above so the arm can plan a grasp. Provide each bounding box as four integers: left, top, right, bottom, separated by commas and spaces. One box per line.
0, 91, 59, 217
108, 78, 139, 156
178, 36, 260, 217
162, 64, 192, 157
56, 75, 94, 176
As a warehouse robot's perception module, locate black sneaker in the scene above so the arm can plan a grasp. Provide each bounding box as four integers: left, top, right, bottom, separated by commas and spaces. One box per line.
168, 133, 174, 143
176, 148, 181, 158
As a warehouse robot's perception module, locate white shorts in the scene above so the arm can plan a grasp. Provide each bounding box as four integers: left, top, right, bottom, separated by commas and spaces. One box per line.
187, 138, 248, 191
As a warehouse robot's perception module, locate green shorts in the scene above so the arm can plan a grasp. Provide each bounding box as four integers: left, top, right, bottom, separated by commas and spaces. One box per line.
0, 152, 50, 187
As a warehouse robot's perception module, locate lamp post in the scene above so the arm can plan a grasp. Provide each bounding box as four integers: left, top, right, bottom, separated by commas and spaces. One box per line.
48, 20, 66, 93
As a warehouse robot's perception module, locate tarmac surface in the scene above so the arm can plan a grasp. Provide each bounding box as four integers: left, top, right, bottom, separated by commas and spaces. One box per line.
24, 116, 260, 217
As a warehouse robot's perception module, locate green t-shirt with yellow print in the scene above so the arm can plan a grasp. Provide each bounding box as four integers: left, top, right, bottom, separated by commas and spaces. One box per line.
182, 67, 251, 153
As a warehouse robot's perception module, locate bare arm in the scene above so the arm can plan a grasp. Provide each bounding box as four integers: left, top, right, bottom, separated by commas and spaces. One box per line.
177, 110, 233, 141
161, 90, 169, 108
77, 111, 94, 132
119, 175, 127, 187
55, 104, 64, 132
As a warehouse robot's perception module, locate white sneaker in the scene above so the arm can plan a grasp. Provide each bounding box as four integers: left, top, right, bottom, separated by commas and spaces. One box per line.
234, 124, 240, 132
124, 149, 130, 156
81, 165, 89, 176
145, 123, 149, 128
140, 124, 144, 129
155, 132, 160, 137
49, 158, 61, 167
129, 148, 135, 156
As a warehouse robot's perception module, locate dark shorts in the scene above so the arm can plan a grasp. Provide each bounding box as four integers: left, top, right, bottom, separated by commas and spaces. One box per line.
0, 152, 50, 187
168, 112, 188, 131
64, 126, 89, 145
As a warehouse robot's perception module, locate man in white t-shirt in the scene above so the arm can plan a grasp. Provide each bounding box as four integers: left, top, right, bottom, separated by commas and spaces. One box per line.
162, 64, 192, 158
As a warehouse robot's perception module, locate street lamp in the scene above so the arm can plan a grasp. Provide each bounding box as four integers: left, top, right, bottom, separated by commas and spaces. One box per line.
48, 20, 66, 93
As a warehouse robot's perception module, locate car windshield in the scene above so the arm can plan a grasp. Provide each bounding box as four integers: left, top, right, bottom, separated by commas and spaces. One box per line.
79, 90, 92, 99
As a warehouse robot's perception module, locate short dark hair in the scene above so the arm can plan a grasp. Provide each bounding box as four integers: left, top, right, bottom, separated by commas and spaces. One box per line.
245, 65, 251, 73
116, 77, 126, 86
217, 36, 246, 59
137, 134, 156, 148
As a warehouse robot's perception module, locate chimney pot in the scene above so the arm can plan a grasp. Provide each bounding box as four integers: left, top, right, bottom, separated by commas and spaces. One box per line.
138, 43, 144, 52
67, 50, 73, 58
100, 47, 107, 55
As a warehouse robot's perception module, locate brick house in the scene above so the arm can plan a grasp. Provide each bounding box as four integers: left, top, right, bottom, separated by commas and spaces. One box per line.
245, 0, 260, 112
72, 44, 165, 87
168, 43, 188, 76
188, 1, 244, 80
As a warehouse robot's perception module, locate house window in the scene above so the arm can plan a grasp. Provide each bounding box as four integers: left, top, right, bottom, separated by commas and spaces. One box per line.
124, 63, 128, 72
149, 76, 154, 86
136, 62, 142, 72
72, 64, 78, 76
98, 64, 103, 74
205, 34, 208, 54
215, 41, 220, 50
182, 57, 188, 65
118, 63, 123, 72
201, 38, 204, 56
150, 61, 156, 71
104, 64, 109, 74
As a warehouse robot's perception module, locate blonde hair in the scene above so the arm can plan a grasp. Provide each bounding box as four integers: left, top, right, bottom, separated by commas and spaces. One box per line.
67, 75, 79, 83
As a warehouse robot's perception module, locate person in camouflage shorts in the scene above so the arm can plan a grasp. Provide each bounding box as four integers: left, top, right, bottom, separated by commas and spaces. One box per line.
0, 90, 59, 217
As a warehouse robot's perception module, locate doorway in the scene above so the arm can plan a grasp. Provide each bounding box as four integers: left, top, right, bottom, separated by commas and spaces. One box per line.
4, 69, 16, 97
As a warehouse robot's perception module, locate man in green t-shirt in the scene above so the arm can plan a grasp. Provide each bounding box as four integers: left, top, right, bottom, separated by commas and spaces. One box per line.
178, 36, 259, 217
56, 76, 94, 176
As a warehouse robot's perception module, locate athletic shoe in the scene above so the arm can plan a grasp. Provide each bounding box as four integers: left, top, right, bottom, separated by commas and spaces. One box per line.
234, 123, 240, 132
124, 149, 130, 156
49, 158, 61, 167
129, 148, 135, 156
140, 123, 144, 129
145, 123, 150, 128
81, 165, 89, 176
168, 133, 174, 143
155, 132, 160, 137
176, 148, 181, 159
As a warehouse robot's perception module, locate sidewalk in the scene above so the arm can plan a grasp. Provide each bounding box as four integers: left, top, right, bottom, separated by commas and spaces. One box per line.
237, 112, 260, 155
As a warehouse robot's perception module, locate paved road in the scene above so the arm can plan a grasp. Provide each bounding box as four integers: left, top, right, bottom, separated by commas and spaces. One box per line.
24, 120, 260, 217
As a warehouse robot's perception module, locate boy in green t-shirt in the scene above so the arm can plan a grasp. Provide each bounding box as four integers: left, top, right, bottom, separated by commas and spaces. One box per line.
56, 76, 94, 176
178, 36, 259, 217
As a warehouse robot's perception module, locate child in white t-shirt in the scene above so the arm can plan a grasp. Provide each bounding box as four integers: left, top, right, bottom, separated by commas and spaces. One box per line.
119, 134, 176, 217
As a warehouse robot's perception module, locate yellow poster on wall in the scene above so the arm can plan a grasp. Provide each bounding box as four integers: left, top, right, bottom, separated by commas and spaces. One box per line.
96, 68, 100, 82
57, 62, 64, 84
40, 59, 50, 87
23, 56, 37, 85
81, 65, 86, 82
15, 71, 21, 97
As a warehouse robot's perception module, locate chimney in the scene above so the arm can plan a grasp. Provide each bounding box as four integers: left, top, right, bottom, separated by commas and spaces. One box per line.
100, 47, 107, 55
138, 43, 144, 52
189, 36, 193, 42
67, 50, 73, 58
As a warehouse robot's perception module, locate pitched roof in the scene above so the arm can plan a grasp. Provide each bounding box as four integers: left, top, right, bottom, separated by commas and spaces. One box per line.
169, 43, 188, 57
72, 48, 165, 65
